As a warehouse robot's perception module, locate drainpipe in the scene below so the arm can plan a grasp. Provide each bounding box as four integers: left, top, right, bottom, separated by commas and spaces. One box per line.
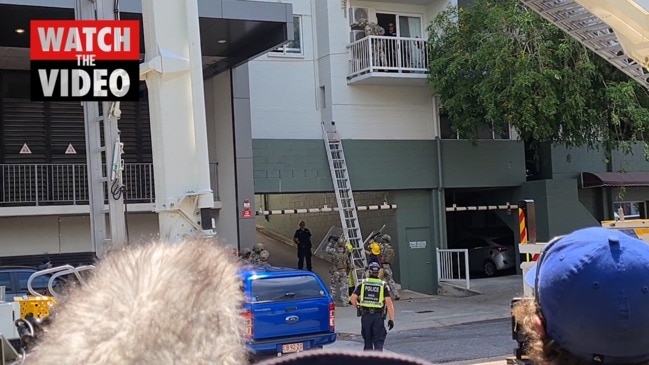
436, 137, 446, 248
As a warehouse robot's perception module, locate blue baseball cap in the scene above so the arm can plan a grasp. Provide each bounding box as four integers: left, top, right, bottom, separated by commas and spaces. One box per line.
525, 227, 649, 363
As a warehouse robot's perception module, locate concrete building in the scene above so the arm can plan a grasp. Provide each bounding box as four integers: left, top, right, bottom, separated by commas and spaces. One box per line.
1, 0, 648, 295
0, 0, 293, 261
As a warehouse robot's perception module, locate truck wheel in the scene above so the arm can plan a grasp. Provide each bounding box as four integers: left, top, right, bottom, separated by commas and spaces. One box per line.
483, 261, 497, 277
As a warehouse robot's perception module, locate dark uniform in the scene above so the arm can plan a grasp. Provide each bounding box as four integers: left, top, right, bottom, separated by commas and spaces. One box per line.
353, 277, 392, 351
293, 222, 312, 271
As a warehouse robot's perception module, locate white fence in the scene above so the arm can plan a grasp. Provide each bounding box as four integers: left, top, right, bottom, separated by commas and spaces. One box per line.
347, 36, 429, 79
436, 248, 470, 290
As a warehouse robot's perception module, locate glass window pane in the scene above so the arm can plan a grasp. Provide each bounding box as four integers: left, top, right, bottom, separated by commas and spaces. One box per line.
398, 16, 422, 38
17, 271, 50, 292
251, 275, 326, 302
271, 16, 301, 54
0, 273, 11, 293
286, 16, 301, 53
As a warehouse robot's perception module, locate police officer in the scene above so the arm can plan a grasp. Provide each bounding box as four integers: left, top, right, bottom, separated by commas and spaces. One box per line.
350, 262, 395, 351
380, 234, 400, 301
326, 238, 351, 307
293, 221, 313, 271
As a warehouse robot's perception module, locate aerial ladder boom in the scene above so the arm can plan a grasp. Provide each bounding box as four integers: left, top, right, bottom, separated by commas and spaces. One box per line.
139, 0, 216, 241
521, 0, 649, 89
75, 0, 217, 254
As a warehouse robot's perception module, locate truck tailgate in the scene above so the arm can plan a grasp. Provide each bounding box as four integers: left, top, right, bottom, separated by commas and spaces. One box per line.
252, 299, 330, 340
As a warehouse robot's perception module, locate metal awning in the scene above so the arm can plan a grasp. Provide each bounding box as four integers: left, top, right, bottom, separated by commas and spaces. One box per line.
520, 0, 649, 89
580, 171, 649, 188
0, 0, 292, 76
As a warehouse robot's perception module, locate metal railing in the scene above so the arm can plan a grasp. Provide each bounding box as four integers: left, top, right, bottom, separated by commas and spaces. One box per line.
436, 248, 470, 290
347, 36, 429, 79
0, 163, 220, 206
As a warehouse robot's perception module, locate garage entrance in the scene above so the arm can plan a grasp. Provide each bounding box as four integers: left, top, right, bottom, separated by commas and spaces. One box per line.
444, 188, 518, 277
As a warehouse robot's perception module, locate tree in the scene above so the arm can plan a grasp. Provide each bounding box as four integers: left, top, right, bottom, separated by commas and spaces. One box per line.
427, 0, 649, 156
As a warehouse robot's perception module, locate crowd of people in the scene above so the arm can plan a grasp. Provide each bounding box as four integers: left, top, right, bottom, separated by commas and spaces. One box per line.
20, 222, 649, 364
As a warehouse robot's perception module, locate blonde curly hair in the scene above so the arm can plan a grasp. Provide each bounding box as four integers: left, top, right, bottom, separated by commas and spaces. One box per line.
23, 239, 246, 365
512, 299, 649, 365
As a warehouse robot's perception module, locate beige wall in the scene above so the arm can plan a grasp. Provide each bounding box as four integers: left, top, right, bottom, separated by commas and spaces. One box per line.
0, 213, 159, 257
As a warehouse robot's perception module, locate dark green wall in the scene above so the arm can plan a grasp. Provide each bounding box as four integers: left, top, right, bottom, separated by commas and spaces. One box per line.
550, 143, 649, 179
253, 139, 525, 193
393, 190, 437, 295
253, 140, 332, 193
611, 145, 649, 172
345, 140, 438, 190
252, 139, 438, 193
519, 179, 599, 241
440, 140, 526, 188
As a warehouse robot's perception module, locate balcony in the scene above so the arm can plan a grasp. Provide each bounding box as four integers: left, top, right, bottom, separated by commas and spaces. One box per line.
347, 36, 429, 86
0, 163, 221, 215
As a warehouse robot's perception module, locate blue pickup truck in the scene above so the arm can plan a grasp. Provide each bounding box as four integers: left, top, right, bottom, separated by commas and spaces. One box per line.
239, 265, 337, 357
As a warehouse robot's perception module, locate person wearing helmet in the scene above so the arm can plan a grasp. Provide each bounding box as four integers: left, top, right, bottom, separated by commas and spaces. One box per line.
365, 240, 384, 279
380, 234, 399, 300
350, 261, 395, 351
258, 249, 271, 267
249, 243, 266, 264
326, 237, 351, 307
239, 248, 252, 263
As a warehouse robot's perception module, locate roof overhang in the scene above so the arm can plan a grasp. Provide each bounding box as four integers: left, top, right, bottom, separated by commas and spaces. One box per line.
580, 171, 649, 188
0, 0, 292, 77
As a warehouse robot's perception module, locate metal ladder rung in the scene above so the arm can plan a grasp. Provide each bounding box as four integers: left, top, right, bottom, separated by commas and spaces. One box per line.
322, 122, 367, 285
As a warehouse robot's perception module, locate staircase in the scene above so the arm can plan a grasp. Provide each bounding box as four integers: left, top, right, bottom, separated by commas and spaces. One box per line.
322, 122, 368, 285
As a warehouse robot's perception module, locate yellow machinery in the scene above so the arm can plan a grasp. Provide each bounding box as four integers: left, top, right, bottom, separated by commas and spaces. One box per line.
0, 264, 96, 362
600, 219, 649, 243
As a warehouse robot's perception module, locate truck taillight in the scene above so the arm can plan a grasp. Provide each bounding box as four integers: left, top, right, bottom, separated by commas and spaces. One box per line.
242, 310, 253, 339
329, 302, 335, 331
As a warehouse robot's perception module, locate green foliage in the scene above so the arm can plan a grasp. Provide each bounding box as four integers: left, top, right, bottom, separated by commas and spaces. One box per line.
427, 0, 649, 156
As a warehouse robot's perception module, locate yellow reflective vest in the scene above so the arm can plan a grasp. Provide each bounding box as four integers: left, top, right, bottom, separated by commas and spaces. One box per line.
359, 278, 385, 309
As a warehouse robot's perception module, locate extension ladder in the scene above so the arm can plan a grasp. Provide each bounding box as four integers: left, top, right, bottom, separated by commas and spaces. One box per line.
321, 122, 368, 285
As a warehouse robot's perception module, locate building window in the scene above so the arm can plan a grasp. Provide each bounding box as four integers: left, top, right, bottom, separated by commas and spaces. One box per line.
439, 109, 511, 140
271, 16, 302, 55
613, 201, 645, 220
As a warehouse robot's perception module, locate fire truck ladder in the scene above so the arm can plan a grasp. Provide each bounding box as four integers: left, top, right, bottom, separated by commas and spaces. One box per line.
75, 0, 128, 259
322, 122, 368, 285
520, 0, 649, 89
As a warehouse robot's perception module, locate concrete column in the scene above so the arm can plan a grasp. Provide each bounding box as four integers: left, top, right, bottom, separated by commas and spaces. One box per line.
232, 64, 257, 250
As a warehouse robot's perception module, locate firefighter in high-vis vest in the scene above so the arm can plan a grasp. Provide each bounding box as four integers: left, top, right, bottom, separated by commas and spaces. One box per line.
326, 237, 351, 307
380, 234, 400, 300
350, 261, 396, 351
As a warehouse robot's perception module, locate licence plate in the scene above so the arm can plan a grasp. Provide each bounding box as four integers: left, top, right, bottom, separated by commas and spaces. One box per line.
282, 342, 304, 353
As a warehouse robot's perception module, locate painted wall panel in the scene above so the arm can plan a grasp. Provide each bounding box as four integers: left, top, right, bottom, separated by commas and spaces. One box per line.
551, 143, 649, 179
441, 140, 526, 188
206, 71, 239, 247
253, 139, 439, 193
0, 213, 160, 256
0, 217, 60, 255
393, 190, 436, 294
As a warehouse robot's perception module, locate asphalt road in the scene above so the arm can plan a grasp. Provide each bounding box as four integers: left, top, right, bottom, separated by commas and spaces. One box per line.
347, 318, 513, 364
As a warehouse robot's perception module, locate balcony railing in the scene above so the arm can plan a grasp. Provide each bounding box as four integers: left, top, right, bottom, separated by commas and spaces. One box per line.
347, 36, 429, 81
0, 163, 220, 206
